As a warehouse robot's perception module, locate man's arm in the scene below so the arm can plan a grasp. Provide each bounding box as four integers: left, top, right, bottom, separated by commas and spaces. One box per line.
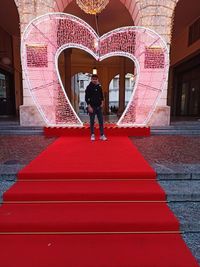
85, 87, 93, 113
85, 87, 90, 105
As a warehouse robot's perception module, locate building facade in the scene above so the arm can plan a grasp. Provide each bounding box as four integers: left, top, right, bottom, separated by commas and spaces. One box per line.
0, 0, 200, 126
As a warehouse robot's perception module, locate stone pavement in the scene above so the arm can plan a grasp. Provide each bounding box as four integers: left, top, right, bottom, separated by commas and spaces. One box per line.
0, 134, 200, 264
1, 135, 199, 165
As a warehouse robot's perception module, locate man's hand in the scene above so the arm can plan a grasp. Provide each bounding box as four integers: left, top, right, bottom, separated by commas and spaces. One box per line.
88, 105, 93, 113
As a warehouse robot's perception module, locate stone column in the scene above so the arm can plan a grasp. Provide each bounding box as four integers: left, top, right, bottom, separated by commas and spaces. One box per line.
12, 35, 22, 116
137, 0, 179, 126
18, 0, 56, 126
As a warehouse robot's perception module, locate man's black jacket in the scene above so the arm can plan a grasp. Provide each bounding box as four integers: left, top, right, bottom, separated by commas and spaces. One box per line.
85, 82, 104, 108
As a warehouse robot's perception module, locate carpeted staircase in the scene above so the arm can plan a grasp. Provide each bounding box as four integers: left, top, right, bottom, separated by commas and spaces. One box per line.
0, 135, 199, 267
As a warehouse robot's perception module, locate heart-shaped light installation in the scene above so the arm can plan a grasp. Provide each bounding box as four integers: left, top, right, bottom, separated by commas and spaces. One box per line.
21, 13, 169, 127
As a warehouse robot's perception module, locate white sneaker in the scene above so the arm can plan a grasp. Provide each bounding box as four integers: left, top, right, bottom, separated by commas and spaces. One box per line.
91, 134, 95, 141
100, 135, 107, 141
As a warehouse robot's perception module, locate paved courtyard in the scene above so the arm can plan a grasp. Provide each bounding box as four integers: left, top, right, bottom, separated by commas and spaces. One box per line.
0, 135, 200, 165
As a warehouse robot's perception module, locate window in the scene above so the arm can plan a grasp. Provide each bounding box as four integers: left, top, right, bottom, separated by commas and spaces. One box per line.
80, 80, 84, 88
0, 73, 6, 98
125, 78, 130, 88
188, 17, 200, 46
113, 78, 119, 88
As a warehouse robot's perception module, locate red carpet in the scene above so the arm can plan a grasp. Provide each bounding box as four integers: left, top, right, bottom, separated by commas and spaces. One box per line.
18, 136, 156, 180
0, 234, 198, 267
4, 180, 166, 201
0, 135, 199, 266
0, 202, 179, 232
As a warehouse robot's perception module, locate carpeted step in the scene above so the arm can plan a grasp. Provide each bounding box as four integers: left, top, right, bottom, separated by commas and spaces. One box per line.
18, 136, 156, 180
44, 125, 150, 137
1, 135, 198, 266
3, 180, 166, 202
0, 202, 179, 233
0, 234, 199, 267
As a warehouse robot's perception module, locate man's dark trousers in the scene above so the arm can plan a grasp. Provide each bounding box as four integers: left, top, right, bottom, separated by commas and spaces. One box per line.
89, 107, 104, 136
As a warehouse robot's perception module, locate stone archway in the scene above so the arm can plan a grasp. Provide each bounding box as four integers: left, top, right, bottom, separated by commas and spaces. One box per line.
54, 0, 141, 25
53, 0, 182, 45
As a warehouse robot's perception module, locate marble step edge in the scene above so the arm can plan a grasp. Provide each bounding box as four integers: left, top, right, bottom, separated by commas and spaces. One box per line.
0, 174, 200, 181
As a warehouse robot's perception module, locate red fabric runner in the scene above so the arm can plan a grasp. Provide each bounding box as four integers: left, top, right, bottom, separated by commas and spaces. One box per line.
0, 136, 198, 267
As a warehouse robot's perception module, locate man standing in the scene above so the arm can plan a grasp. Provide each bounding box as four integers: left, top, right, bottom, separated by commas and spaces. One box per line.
85, 74, 107, 141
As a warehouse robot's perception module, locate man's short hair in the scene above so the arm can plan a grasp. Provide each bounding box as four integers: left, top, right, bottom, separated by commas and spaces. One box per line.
91, 74, 98, 79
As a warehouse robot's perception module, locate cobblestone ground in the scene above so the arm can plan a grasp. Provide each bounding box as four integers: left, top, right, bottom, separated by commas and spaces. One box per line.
131, 135, 200, 164
0, 135, 200, 165
0, 136, 56, 165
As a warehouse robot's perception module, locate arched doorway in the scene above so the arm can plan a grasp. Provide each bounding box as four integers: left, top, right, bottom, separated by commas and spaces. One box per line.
170, 0, 200, 120
0, 0, 21, 120
63, 0, 135, 35
55, 0, 140, 27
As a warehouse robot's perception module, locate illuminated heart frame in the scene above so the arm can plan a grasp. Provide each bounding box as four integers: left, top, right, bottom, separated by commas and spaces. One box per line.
21, 13, 169, 127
